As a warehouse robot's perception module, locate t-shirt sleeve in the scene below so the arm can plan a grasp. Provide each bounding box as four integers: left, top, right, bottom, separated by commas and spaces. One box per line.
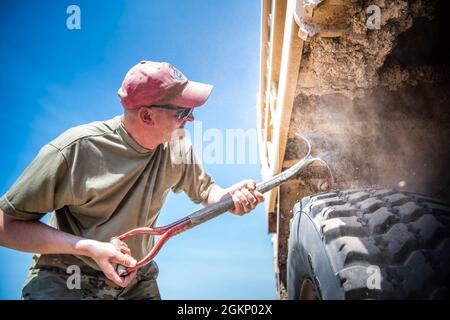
171, 140, 216, 204
0, 144, 73, 220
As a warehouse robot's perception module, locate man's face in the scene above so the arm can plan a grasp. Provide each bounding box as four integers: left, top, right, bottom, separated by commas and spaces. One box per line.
151, 107, 195, 143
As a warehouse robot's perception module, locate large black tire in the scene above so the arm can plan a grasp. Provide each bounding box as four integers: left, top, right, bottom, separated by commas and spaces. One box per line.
287, 188, 450, 299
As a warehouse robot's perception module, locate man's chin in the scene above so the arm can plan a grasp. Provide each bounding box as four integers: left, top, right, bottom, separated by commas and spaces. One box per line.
170, 128, 187, 141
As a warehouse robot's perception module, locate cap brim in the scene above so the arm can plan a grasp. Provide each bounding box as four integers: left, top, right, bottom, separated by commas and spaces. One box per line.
169, 81, 213, 108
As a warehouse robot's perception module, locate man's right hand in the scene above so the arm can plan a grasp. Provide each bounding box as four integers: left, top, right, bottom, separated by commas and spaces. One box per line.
78, 239, 137, 288
1, 209, 137, 288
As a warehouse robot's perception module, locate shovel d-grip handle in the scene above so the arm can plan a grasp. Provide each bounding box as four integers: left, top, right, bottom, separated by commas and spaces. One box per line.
110, 137, 329, 276
110, 217, 192, 276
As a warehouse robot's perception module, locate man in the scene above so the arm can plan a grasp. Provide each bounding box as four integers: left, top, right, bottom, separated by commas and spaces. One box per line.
0, 60, 264, 299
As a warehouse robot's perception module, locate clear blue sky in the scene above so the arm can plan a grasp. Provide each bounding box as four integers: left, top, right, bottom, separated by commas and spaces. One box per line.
0, 0, 276, 299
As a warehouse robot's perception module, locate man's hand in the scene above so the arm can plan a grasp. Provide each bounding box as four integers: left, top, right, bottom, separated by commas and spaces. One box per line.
0, 209, 137, 288
78, 239, 137, 288
222, 180, 265, 215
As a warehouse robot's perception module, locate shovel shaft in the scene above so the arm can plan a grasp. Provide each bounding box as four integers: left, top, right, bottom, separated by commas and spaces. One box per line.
187, 153, 316, 228
111, 136, 331, 276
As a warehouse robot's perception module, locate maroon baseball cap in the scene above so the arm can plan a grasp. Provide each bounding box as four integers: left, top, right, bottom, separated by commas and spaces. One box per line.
118, 60, 213, 109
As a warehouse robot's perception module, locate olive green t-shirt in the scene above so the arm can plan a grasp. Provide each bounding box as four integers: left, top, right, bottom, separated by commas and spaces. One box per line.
0, 116, 216, 270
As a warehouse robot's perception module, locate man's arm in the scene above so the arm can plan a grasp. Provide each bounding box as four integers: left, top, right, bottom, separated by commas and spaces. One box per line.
203, 180, 265, 215
0, 208, 137, 287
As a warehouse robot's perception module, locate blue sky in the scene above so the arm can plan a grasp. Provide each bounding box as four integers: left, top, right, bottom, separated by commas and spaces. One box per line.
0, 1, 276, 299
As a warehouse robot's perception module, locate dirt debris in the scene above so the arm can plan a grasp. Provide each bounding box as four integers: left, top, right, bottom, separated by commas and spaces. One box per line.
287, 0, 450, 201
296, 0, 437, 99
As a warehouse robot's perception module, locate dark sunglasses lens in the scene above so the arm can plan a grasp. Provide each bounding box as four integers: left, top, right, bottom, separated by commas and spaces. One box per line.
178, 108, 192, 119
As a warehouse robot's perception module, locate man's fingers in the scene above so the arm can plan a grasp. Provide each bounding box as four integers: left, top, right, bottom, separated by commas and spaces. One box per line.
121, 248, 131, 255
120, 244, 131, 255
253, 190, 265, 203
227, 180, 264, 215
232, 194, 245, 215
241, 188, 257, 207
232, 191, 253, 215
232, 179, 253, 191
102, 263, 126, 287
113, 252, 137, 268
235, 190, 251, 211
246, 180, 257, 190
120, 270, 137, 287
104, 262, 136, 288
235, 190, 248, 205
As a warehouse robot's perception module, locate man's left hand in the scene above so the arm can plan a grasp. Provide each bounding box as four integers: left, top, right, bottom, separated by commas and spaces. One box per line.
223, 180, 265, 216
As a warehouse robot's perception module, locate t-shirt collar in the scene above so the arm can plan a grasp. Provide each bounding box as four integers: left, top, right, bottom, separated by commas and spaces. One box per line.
116, 116, 157, 155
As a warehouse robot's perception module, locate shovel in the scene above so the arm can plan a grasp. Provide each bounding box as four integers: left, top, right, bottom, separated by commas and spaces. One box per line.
111, 136, 329, 276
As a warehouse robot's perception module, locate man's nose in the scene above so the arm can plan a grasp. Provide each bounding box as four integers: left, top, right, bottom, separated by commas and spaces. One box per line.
186, 114, 194, 122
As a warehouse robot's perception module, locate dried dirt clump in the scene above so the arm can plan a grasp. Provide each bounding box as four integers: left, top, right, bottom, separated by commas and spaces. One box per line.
296, 0, 437, 99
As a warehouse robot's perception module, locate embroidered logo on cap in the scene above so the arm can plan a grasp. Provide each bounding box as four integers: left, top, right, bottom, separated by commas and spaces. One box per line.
168, 65, 187, 81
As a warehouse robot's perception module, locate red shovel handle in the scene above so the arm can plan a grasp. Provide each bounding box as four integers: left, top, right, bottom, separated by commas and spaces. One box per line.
110, 217, 192, 276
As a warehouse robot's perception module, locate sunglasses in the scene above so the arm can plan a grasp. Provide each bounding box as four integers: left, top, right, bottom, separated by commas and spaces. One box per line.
150, 105, 194, 120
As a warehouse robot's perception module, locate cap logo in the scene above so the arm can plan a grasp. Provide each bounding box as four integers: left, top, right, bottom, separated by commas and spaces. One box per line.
168, 65, 187, 81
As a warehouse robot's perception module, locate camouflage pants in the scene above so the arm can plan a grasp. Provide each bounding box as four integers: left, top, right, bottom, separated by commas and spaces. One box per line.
21, 254, 161, 300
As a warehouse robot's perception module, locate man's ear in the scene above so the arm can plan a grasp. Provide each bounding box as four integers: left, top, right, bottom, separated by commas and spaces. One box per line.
139, 107, 155, 126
